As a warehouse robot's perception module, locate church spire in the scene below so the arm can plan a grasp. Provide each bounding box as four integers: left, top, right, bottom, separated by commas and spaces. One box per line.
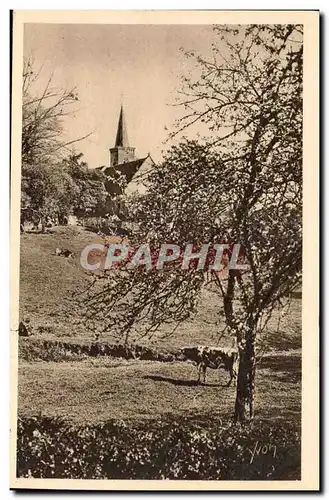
109, 104, 136, 168
115, 105, 129, 147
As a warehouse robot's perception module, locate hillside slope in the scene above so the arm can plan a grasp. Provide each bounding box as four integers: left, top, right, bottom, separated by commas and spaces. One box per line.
18, 226, 301, 351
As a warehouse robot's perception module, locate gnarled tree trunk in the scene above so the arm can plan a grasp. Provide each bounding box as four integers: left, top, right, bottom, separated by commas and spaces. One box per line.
234, 327, 256, 424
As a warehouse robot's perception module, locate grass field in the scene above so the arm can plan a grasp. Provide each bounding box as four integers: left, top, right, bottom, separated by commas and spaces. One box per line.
18, 353, 301, 425
16, 226, 302, 479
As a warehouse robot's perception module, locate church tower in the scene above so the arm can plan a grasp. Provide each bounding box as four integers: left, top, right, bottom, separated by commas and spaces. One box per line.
109, 105, 136, 167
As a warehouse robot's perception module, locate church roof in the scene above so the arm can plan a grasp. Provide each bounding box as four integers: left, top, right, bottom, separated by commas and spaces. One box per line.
102, 157, 147, 181
114, 105, 129, 147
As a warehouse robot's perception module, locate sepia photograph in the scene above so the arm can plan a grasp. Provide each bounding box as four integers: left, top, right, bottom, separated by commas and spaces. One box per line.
10, 10, 319, 491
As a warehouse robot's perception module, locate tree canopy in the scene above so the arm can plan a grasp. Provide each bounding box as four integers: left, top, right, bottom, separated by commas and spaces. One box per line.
80, 24, 303, 422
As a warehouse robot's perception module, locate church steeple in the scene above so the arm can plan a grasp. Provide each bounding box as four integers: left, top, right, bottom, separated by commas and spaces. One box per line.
109, 105, 135, 168
115, 105, 129, 147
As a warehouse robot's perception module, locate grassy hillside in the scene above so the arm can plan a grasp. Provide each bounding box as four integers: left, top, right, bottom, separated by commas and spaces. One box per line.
19, 226, 96, 332
19, 226, 301, 351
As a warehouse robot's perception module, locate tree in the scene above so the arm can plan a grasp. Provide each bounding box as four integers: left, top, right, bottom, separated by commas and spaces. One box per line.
22, 57, 91, 164
21, 59, 108, 223
21, 153, 109, 223
64, 153, 109, 217
21, 159, 77, 223
81, 24, 302, 423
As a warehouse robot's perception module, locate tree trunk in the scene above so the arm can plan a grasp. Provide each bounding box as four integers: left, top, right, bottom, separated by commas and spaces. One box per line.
224, 272, 235, 328
234, 328, 256, 424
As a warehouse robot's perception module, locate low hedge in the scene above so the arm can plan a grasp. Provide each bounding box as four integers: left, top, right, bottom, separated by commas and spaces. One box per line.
17, 416, 300, 480
19, 338, 180, 363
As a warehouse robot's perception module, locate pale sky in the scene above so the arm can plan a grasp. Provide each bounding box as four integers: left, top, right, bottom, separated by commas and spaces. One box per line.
24, 23, 215, 167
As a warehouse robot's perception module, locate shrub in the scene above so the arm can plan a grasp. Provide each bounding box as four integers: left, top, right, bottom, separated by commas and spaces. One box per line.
17, 416, 300, 480
19, 338, 178, 363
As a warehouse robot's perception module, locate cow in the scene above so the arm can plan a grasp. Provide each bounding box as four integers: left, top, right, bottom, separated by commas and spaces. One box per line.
181, 346, 238, 386
55, 247, 75, 258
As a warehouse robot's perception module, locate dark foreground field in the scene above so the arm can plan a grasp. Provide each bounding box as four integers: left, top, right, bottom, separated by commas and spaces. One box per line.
16, 227, 302, 480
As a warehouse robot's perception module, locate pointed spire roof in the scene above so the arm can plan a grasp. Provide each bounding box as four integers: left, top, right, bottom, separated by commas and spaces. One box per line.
114, 105, 129, 147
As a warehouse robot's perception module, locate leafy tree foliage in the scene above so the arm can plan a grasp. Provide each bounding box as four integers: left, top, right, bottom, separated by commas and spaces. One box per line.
21, 154, 108, 221
64, 153, 109, 218
21, 160, 75, 220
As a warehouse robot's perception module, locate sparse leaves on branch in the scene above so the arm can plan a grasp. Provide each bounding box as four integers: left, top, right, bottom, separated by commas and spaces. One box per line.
21, 59, 109, 220
22, 57, 92, 164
